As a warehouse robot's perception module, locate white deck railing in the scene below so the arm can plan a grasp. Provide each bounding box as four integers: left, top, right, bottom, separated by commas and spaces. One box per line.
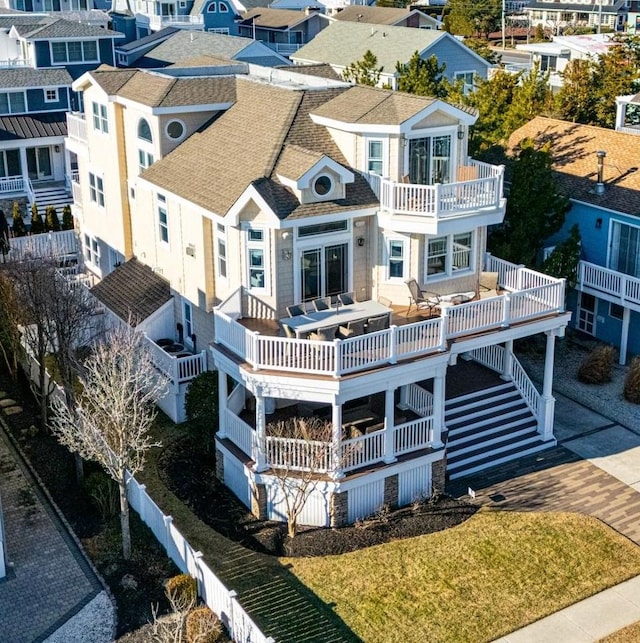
376, 160, 504, 218
224, 409, 254, 457
264, 436, 332, 473
148, 13, 203, 28
394, 416, 434, 456
404, 382, 433, 416
0, 175, 26, 194
578, 260, 640, 308
7, 229, 79, 262
144, 334, 206, 390
66, 112, 87, 143
341, 430, 385, 473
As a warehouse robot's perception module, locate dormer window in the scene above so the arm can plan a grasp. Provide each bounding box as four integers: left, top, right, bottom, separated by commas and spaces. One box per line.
313, 175, 332, 197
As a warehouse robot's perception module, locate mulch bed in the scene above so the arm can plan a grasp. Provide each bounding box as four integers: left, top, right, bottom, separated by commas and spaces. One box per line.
159, 435, 478, 558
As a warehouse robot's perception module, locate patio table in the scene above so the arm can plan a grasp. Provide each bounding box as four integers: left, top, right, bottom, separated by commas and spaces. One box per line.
280, 300, 392, 339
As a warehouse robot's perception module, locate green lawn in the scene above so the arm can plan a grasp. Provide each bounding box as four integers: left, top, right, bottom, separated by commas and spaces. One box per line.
285, 510, 640, 643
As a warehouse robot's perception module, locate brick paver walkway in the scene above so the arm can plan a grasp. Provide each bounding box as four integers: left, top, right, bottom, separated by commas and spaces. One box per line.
448, 444, 640, 546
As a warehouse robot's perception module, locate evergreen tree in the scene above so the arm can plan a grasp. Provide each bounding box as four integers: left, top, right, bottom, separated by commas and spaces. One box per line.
342, 50, 383, 86
396, 52, 449, 98
542, 224, 582, 288
62, 204, 74, 231
46, 205, 61, 232
488, 139, 570, 268
444, 0, 501, 38
11, 202, 26, 237
503, 63, 554, 135
30, 202, 45, 235
555, 59, 598, 124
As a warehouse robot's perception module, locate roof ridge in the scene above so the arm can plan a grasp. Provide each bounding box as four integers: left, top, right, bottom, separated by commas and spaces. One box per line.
266, 90, 305, 179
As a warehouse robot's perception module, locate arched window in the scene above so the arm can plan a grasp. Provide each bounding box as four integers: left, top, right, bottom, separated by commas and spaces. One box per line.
138, 118, 152, 142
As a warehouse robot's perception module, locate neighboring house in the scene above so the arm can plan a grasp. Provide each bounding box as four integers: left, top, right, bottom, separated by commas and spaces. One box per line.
113, 26, 180, 67
627, 0, 640, 33
66, 62, 569, 527
0, 0, 109, 12
129, 29, 290, 68
510, 115, 640, 364
291, 21, 492, 89
524, 0, 627, 34
332, 5, 440, 30
517, 33, 617, 89
237, 7, 329, 56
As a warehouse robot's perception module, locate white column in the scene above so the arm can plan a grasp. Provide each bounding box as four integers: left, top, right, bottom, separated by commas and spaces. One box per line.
19, 147, 28, 185
432, 371, 445, 448
620, 307, 631, 366
331, 400, 344, 479
501, 340, 513, 380
398, 385, 409, 410
383, 388, 397, 464
217, 369, 228, 438
537, 331, 556, 441
254, 392, 266, 472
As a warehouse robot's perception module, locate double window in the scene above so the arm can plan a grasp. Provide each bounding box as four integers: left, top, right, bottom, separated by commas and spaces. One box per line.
246, 228, 266, 291
426, 231, 473, 279
51, 40, 98, 64
89, 173, 104, 207
92, 102, 108, 133
83, 233, 100, 267
610, 221, 640, 278
0, 91, 26, 115
138, 150, 154, 173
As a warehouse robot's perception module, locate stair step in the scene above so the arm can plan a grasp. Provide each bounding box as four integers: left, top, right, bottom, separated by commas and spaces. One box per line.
447, 398, 527, 426
448, 439, 556, 480
446, 382, 513, 408
447, 415, 536, 447
448, 423, 538, 459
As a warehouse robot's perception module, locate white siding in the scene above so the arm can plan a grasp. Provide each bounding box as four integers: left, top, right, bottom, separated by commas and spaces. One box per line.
267, 481, 331, 527
224, 455, 251, 508
398, 463, 432, 506
347, 478, 384, 522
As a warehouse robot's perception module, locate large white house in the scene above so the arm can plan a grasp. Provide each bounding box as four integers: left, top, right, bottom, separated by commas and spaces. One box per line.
65, 61, 570, 527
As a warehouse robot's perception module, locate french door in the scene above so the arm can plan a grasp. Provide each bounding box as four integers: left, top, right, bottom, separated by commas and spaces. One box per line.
26, 147, 52, 181
577, 293, 596, 335
408, 136, 451, 185
300, 243, 348, 301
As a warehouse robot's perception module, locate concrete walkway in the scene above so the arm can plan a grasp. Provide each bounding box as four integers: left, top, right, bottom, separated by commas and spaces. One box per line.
451, 391, 640, 642
0, 397, 114, 643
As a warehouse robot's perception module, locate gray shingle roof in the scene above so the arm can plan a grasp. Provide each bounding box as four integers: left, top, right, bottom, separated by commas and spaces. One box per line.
333, 5, 412, 25
12, 17, 121, 39
0, 67, 72, 89
239, 7, 311, 29
115, 26, 180, 54
525, 0, 626, 11
0, 112, 67, 141
292, 20, 446, 72
91, 258, 172, 325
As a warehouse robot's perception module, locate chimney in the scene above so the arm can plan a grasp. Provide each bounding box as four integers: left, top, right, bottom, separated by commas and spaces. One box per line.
596, 150, 606, 195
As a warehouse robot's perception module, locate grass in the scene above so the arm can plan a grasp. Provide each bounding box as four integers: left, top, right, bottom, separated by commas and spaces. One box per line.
599, 621, 640, 642
285, 510, 640, 643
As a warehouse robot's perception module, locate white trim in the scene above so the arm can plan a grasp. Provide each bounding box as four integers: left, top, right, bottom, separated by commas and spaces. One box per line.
244, 225, 270, 295
365, 136, 386, 176
425, 230, 474, 283
43, 88, 59, 103
383, 234, 409, 283
165, 118, 187, 142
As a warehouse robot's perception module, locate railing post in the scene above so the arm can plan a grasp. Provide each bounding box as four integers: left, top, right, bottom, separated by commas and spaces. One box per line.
250, 331, 260, 371
331, 400, 344, 479
434, 182, 441, 217
333, 338, 342, 377
163, 515, 173, 550
217, 370, 228, 439
537, 330, 556, 441
431, 371, 445, 448
501, 340, 513, 381
389, 325, 397, 364
253, 393, 267, 472
383, 388, 397, 463
502, 293, 511, 327
439, 316, 447, 351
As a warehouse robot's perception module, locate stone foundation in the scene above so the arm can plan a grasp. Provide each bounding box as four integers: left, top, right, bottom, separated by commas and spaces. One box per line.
432, 457, 446, 493
250, 482, 267, 519
384, 473, 398, 508
215, 447, 224, 482
330, 490, 348, 528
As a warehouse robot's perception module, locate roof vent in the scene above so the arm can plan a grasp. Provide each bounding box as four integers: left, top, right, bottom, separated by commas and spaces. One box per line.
595, 150, 606, 195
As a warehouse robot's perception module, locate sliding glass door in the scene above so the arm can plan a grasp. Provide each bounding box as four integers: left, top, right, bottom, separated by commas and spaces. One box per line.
300, 243, 348, 301
408, 135, 451, 185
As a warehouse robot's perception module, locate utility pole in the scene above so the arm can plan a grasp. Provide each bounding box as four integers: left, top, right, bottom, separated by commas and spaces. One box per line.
502, 0, 506, 49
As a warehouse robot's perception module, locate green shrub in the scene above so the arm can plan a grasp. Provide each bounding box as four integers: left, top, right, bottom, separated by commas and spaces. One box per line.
186, 606, 222, 643
30, 202, 45, 234
165, 573, 197, 612
62, 204, 74, 231
623, 357, 640, 404
577, 345, 616, 384
46, 205, 61, 232
184, 371, 218, 451
12, 201, 26, 237
84, 471, 119, 520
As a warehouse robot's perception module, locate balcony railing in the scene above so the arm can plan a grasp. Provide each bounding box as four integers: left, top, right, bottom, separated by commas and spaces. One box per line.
212, 256, 565, 379
147, 13, 203, 29
265, 42, 303, 55
7, 229, 79, 262
66, 112, 87, 143
0, 58, 29, 68
578, 260, 640, 309
0, 175, 26, 194
367, 160, 505, 219
144, 335, 207, 390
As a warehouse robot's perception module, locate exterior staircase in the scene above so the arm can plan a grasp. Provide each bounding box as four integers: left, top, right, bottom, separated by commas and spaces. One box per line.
445, 382, 556, 480
30, 184, 71, 212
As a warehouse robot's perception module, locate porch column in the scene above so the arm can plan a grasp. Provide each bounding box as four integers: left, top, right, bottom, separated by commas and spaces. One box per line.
538, 331, 556, 441
501, 340, 514, 380
254, 391, 267, 472
331, 399, 344, 479
620, 307, 631, 366
19, 147, 28, 185
432, 369, 445, 448
217, 369, 228, 438
383, 388, 397, 464
398, 385, 409, 410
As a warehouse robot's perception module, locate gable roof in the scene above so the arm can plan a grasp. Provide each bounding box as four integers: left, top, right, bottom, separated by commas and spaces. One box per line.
0, 67, 71, 89
91, 258, 172, 325
11, 16, 121, 39
0, 111, 67, 141
333, 5, 415, 25
140, 78, 378, 220
240, 7, 316, 29
278, 63, 341, 80
115, 26, 180, 54
292, 21, 449, 72
508, 116, 640, 216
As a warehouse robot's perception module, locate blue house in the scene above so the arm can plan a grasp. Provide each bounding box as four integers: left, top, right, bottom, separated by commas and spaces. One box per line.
509, 116, 640, 365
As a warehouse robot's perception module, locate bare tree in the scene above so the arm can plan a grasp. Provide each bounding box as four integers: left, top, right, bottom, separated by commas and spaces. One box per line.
0, 273, 23, 378
49, 324, 168, 560
266, 416, 337, 539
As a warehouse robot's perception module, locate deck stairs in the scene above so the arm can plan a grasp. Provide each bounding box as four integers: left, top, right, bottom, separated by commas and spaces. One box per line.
31, 185, 71, 212
445, 382, 555, 480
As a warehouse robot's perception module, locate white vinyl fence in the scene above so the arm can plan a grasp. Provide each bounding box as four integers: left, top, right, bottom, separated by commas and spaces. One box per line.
127, 476, 274, 643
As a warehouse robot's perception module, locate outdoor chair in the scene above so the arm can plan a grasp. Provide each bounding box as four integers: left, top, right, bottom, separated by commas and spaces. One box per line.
338, 292, 355, 306
404, 279, 440, 317
312, 297, 330, 312
478, 272, 499, 299
366, 314, 390, 333
280, 323, 296, 339
338, 319, 366, 339
309, 325, 339, 342
286, 303, 305, 317
377, 295, 392, 307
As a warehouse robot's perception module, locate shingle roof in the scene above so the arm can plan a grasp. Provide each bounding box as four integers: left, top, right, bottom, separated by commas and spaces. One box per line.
13, 17, 121, 39
115, 26, 180, 54
0, 67, 71, 89
88, 68, 236, 107
274, 144, 324, 180
333, 5, 412, 25
508, 116, 640, 216
90, 258, 172, 325
0, 112, 67, 141
140, 79, 378, 219
281, 63, 341, 80
240, 7, 311, 28
0, 14, 48, 30
525, 0, 626, 12
292, 20, 445, 71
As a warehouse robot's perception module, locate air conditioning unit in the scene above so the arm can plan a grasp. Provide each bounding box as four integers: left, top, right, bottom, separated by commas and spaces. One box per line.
186, 244, 196, 257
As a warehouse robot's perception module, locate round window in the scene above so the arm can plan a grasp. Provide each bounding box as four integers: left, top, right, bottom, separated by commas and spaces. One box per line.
314, 175, 332, 196
166, 120, 185, 140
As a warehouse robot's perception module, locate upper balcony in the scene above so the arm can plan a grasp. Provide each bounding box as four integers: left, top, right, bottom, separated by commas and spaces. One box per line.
212, 254, 567, 381
364, 159, 506, 235
145, 14, 204, 29
578, 260, 640, 313
66, 112, 87, 148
